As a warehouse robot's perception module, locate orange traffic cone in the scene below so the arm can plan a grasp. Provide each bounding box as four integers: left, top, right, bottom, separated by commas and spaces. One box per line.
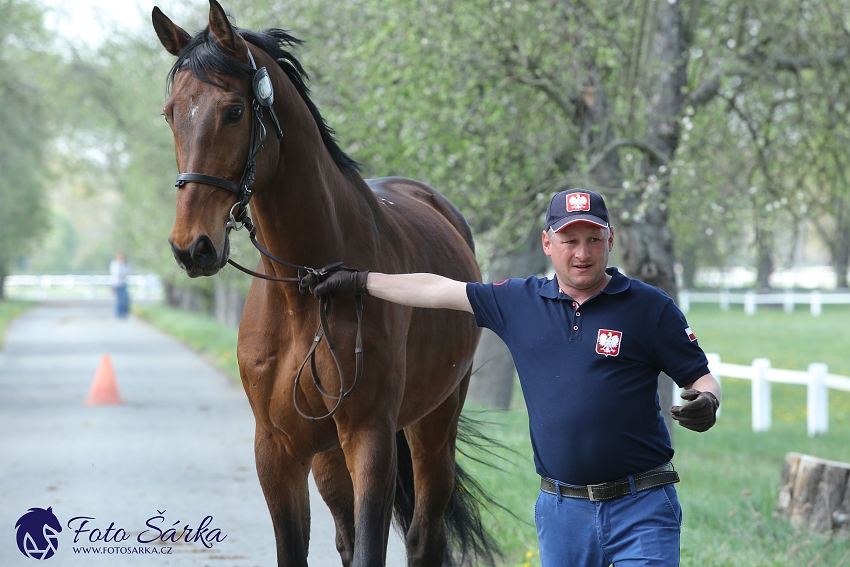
84, 355, 124, 405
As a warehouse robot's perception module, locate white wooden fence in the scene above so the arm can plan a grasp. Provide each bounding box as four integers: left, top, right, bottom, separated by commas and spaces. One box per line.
685, 353, 850, 437
4, 274, 163, 302
679, 289, 850, 316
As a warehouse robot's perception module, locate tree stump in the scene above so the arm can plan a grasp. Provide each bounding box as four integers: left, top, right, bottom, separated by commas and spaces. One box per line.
776, 452, 850, 535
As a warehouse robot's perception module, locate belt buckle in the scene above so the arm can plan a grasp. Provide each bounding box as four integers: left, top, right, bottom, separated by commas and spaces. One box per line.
586, 483, 606, 501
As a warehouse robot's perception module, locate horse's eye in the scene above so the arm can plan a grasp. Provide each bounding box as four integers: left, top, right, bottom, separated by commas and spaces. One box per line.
227, 107, 245, 122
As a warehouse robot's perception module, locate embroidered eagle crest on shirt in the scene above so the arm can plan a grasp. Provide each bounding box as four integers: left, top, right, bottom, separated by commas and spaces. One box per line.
596, 329, 622, 356
567, 192, 590, 212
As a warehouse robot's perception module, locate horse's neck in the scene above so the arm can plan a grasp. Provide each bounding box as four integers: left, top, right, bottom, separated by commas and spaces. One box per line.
249, 75, 377, 275
251, 147, 370, 275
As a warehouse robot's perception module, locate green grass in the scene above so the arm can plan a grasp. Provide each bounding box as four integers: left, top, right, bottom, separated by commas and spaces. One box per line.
686, 303, 850, 376
134, 304, 241, 381
0, 300, 36, 348
139, 302, 850, 566
687, 303, 850, 434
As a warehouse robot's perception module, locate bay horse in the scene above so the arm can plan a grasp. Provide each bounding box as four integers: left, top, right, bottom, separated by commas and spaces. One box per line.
152, 2, 497, 566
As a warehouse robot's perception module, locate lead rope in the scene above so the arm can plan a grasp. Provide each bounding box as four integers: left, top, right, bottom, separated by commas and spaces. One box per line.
292, 294, 364, 421
227, 208, 365, 422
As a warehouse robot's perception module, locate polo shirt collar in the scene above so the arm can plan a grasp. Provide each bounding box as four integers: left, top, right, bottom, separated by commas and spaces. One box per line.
537, 267, 631, 300
601, 267, 630, 295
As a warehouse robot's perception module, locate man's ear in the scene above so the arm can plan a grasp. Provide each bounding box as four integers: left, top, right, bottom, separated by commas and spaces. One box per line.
542, 229, 553, 257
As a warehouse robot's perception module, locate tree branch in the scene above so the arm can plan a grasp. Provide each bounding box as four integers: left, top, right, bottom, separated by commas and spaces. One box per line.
507, 69, 575, 118
685, 72, 722, 109
585, 137, 669, 173
685, 45, 850, 112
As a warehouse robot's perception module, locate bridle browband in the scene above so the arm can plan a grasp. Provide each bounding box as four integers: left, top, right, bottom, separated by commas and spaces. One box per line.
173, 46, 363, 423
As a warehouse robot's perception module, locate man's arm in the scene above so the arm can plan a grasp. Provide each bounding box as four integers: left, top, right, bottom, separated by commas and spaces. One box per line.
311, 270, 473, 313
683, 373, 721, 404
366, 273, 473, 313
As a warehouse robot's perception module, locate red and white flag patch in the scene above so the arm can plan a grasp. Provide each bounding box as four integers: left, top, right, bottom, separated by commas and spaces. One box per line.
567, 192, 590, 212
685, 327, 697, 342
596, 329, 622, 356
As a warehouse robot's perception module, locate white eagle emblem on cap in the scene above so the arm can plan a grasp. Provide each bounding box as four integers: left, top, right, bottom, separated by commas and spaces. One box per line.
567, 192, 590, 212
596, 329, 622, 356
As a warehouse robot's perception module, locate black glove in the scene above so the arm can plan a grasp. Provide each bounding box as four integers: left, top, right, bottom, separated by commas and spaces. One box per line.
310, 269, 370, 298
670, 389, 719, 432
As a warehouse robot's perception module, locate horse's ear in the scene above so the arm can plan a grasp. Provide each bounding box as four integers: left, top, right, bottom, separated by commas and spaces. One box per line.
208, 0, 248, 59
151, 7, 191, 56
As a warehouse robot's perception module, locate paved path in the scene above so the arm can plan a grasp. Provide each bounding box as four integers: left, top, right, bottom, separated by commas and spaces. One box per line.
0, 301, 406, 566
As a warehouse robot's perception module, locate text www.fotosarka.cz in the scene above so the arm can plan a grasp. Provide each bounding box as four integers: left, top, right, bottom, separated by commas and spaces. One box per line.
14, 506, 227, 561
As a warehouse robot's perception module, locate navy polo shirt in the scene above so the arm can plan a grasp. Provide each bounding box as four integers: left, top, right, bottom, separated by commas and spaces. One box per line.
466, 267, 709, 485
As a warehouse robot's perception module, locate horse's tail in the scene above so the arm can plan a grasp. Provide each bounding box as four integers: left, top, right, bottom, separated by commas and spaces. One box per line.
393, 416, 503, 567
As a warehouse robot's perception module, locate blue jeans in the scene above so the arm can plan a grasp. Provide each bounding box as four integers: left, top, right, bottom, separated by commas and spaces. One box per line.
115, 285, 130, 318
535, 483, 682, 566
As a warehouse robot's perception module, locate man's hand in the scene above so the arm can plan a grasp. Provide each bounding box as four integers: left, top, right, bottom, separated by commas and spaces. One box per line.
671, 389, 719, 432
310, 270, 370, 297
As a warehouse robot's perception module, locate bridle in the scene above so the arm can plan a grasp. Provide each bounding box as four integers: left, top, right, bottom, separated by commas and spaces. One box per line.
175, 49, 281, 232
172, 47, 363, 422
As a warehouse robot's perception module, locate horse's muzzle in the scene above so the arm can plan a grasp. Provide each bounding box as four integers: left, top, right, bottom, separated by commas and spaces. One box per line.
169, 235, 230, 278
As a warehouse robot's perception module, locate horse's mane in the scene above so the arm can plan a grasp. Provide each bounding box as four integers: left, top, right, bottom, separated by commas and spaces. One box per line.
167, 26, 359, 173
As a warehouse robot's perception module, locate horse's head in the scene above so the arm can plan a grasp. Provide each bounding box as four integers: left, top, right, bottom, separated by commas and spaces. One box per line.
152, 0, 282, 277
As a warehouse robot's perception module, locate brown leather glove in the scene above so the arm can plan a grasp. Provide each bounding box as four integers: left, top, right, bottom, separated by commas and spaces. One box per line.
670, 389, 719, 432
310, 269, 370, 297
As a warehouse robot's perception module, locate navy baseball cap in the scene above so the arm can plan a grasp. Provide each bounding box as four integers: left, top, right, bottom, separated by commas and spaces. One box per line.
546, 189, 610, 232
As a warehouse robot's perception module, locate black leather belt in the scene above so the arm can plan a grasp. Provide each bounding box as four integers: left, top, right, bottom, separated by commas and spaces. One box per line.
540, 463, 679, 502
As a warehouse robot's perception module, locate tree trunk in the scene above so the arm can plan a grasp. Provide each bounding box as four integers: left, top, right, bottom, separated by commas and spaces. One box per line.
618, 0, 686, 297
776, 452, 850, 535
755, 223, 775, 291
214, 280, 246, 328
833, 225, 850, 289
679, 242, 698, 290
468, 226, 549, 408
0, 270, 5, 301
629, 0, 688, 437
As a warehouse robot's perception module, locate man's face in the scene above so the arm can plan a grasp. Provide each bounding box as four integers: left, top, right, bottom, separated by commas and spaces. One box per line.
542, 223, 614, 296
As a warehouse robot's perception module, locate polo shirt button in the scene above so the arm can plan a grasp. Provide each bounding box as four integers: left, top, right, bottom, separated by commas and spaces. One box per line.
576, 312, 581, 316
573, 326, 578, 331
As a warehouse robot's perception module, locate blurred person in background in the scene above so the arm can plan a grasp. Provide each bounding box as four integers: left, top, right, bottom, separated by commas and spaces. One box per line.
109, 253, 130, 318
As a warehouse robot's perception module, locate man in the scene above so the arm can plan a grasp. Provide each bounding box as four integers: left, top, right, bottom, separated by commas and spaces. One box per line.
109, 253, 130, 318
313, 189, 720, 566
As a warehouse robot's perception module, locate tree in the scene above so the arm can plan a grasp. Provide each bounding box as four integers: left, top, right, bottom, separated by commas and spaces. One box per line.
0, 0, 52, 298
673, 0, 850, 290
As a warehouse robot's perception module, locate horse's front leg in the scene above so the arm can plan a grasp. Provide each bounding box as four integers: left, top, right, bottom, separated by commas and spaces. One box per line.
340, 418, 398, 567
313, 449, 356, 567
254, 423, 312, 567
